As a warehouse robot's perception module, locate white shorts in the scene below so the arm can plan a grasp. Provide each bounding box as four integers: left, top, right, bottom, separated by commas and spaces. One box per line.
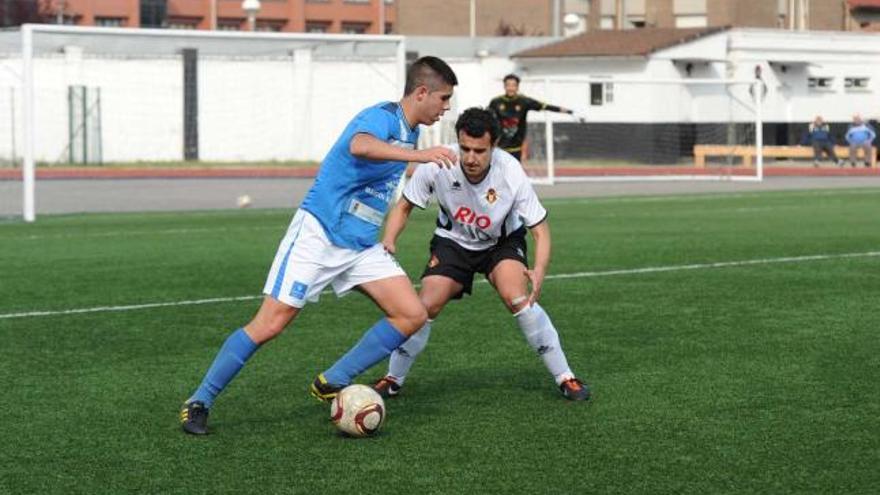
262, 209, 406, 308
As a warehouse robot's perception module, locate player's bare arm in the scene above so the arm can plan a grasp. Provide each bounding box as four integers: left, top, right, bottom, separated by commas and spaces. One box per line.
350, 133, 457, 167
381, 198, 415, 254
526, 220, 551, 305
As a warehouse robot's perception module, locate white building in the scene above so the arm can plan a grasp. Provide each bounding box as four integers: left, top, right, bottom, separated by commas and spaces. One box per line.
509, 27, 880, 163
513, 27, 880, 125
1, 26, 878, 165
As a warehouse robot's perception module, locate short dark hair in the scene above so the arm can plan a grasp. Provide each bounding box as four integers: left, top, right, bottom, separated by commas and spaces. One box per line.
503, 73, 521, 84
455, 107, 500, 144
404, 56, 458, 95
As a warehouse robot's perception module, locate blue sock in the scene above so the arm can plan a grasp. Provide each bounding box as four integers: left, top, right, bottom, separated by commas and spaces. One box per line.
190, 328, 259, 409
323, 318, 408, 386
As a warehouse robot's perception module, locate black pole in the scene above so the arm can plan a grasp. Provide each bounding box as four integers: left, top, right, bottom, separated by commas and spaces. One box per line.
182, 48, 198, 161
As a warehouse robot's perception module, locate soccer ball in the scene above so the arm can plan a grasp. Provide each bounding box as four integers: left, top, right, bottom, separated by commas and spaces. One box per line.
236, 194, 252, 208
330, 384, 385, 437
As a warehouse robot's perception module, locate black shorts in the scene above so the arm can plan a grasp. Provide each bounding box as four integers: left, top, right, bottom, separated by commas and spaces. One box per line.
504, 149, 522, 161
420, 227, 528, 299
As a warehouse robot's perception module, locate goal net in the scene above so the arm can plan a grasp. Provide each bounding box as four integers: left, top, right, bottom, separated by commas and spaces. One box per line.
517, 77, 764, 184
0, 25, 405, 221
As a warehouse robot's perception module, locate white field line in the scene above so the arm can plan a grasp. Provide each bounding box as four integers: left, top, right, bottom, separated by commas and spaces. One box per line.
1, 250, 878, 321
5, 225, 280, 241
541, 187, 880, 206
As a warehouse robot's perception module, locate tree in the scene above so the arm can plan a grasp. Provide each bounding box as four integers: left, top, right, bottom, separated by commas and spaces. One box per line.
0, 0, 53, 28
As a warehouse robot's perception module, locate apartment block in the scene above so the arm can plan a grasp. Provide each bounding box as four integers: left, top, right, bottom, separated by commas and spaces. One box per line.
45, 0, 396, 34
397, 0, 555, 36
9, 0, 880, 34
395, 0, 871, 37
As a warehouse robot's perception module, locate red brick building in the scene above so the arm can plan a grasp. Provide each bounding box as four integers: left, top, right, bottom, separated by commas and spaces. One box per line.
24, 0, 880, 35
396, 0, 880, 37
48, 0, 396, 34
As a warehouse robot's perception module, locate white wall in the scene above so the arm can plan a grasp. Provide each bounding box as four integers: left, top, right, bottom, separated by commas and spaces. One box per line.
5, 28, 878, 164
0, 54, 400, 164
515, 29, 880, 125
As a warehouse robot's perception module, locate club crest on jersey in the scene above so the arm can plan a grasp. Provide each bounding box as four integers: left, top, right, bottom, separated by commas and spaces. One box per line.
515, 105, 522, 112
499, 103, 506, 111
485, 188, 498, 204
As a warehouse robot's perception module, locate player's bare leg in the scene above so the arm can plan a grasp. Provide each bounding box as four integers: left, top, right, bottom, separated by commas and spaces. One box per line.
358, 275, 428, 336
244, 296, 301, 343
377, 275, 463, 396
419, 275, 464, 319
312, 275, 428, 401
489, 260, 590, 401
182, 296, 301, 435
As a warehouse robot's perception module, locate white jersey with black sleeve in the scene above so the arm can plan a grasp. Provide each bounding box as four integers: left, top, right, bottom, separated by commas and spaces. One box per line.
403, 144, 547, 251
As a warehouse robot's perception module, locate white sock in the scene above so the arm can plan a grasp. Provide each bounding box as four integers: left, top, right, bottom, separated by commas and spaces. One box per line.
387, 320, 432, 385
514, 303, 574, 385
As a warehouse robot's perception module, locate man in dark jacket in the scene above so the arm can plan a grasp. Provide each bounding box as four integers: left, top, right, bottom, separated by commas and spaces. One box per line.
805, 115, 842, 167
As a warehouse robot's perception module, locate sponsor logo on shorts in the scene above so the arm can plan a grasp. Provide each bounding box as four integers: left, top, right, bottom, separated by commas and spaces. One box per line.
428, 254, 440, 268
291, 281, 309, 300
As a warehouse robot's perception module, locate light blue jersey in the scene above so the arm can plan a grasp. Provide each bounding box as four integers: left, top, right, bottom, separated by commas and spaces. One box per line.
300, 102, 419, 251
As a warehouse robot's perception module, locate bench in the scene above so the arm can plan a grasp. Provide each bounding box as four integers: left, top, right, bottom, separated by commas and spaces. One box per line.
693, 145, 876, 168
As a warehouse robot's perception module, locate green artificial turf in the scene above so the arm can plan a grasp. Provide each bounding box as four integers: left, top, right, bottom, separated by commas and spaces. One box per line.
1, 189, 878, 494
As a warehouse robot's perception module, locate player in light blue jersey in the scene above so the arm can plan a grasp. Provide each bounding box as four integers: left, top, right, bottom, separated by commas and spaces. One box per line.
180, 56, 459, 435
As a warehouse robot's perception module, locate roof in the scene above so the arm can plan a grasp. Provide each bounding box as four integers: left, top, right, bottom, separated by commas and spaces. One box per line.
512, 27, 728, 59
406, 36, 559, 59
848, 0, 880, 9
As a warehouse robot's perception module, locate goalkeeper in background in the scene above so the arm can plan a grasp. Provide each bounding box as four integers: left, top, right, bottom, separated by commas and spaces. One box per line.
488, 73, 576, 161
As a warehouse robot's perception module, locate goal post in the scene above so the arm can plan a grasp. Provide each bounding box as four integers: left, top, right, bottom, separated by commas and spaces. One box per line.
4, 24, 407, 222
518, 76, 765, 184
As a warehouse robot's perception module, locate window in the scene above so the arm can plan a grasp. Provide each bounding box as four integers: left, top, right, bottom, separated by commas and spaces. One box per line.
256, 21, 285, 32
845, 77, 870, 90
384, 22, 393, 34
674, 0, 707, 14
306, 21, 331, 33
341, 22, 370, 34
140, 0, 166, 28
218, 19, 241, 31
604, 82, 614, 103
167, 18, 199, 30
675, 14, 707, 27
674, 0, 707, 27
590, 83, 603, 105
807, 77, 834, 90
95, 17, 125, 27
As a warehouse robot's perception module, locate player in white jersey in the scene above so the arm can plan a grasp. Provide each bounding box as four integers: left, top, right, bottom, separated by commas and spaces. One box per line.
373, 107, 591, 401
